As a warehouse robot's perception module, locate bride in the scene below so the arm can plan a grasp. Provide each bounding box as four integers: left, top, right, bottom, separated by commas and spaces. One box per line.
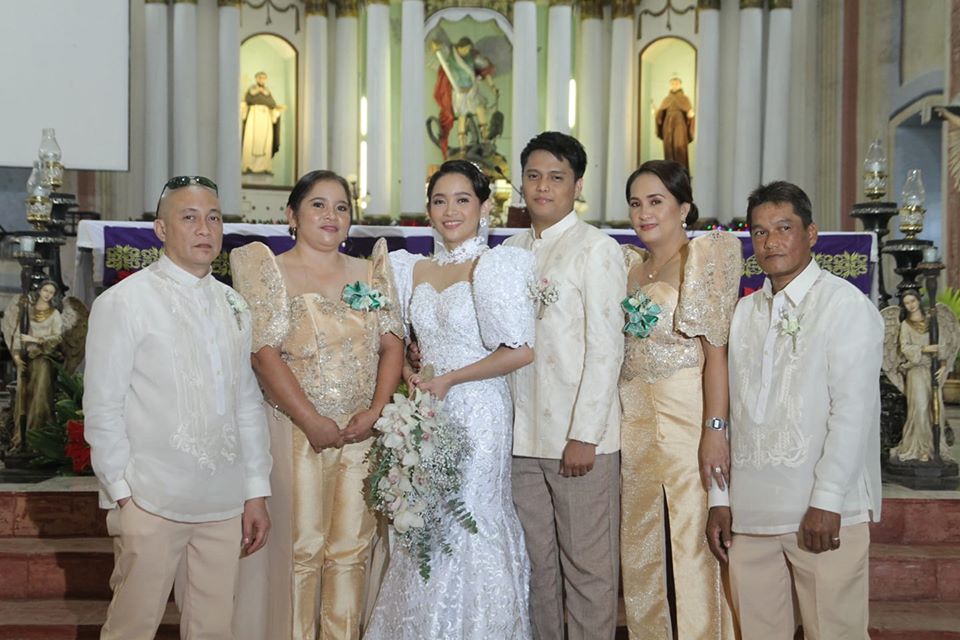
364, 160, 535, 638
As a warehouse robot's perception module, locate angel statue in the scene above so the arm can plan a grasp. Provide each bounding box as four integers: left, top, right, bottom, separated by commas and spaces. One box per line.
1, 281, 88, 452
881, 289, 960, 463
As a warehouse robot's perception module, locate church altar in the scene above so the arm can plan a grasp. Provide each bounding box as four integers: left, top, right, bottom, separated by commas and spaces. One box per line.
73, 220, 877, 305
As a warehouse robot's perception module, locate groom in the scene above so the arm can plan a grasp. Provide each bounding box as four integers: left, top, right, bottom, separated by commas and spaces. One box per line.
505, 132, 625, 639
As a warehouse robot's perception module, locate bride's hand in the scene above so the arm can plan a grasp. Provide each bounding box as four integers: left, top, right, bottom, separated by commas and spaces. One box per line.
416, 373, 453, 400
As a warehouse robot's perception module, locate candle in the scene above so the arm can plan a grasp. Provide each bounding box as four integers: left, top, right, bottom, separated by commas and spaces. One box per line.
19, 237, 36, 253
923, 247, 939, 263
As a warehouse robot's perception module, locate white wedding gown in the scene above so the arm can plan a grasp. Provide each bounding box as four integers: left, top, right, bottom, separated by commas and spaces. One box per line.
364, 245, 535, 640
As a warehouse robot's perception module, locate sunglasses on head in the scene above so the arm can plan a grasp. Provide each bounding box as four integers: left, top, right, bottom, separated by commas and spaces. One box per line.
155, 176, 219, 214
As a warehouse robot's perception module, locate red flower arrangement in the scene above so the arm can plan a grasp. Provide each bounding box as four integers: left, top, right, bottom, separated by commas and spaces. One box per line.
65, 419, 91, 474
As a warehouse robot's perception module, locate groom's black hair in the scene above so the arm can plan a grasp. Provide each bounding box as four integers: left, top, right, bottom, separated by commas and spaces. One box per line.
520, 131, 587, 180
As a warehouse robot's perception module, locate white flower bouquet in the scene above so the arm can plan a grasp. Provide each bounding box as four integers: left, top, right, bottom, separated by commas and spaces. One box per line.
365, 388, 477, 581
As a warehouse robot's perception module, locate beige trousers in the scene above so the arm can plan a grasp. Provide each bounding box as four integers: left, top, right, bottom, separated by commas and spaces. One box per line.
100, 500, 241, 640
512, 452, 621, 640
728, 522, 870, 640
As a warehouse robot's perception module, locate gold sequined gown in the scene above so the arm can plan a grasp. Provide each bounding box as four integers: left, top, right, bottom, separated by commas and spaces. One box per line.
229, 239, 402, 640
619, 232, 741, 639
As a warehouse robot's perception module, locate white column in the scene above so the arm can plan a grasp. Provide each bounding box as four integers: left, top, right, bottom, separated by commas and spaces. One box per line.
331, 4, 359, 181
172, 0, 199, 176
400, 0, 425, 215
731, 0, 763, 221
693, 0, 720, 220
143, 0, 168, 213
365, 0, 392, 216
512, 0, 539, 203
578, 0, 605, 219
304, 0, 330, 173
604, 2, 635, 223
216, 0, 241, 215
762, 1, 792, 183
545, 1, 573, 133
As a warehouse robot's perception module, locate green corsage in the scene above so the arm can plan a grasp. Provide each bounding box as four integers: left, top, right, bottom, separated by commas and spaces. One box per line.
621, 289, 661, 338
342, 281, 387, 311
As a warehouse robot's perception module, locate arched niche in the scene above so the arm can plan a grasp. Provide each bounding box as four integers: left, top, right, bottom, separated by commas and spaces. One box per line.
240, 33, 298, 190
638, 36, 697, 174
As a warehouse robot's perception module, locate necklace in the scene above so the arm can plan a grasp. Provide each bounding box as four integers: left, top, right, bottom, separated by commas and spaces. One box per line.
432, 235, 488, 265
645, 242, 687, 280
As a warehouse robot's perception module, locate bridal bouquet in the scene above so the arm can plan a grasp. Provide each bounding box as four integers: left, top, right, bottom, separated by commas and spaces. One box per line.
365, 388, 477, 581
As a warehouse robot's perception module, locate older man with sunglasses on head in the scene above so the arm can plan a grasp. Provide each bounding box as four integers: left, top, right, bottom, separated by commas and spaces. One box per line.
84, 176, 272, 640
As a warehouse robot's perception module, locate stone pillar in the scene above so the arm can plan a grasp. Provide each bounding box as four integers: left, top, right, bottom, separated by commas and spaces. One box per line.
217, 0, 241, 215
172, 0, 200, 176
365, 0, 392, 216
332, 0, 360, 182
400, 0, 426, 216
144, 0, 169, 213
545, 0, 573, 133
730, 0, 763, 220
693, 0, 720, 219
946, 0, 960, 286
762, 0, 792, 184
511, 0, 539, 202
303, 0, 330, 173
605, 0, 635, 223
578, 0, 606, 219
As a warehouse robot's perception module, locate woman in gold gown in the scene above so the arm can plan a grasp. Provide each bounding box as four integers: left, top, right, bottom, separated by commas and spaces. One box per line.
619, 160, 741, 639
230, 170, 403, 640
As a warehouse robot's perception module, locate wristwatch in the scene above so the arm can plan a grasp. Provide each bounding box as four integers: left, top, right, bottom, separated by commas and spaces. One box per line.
703, 417, 728, 431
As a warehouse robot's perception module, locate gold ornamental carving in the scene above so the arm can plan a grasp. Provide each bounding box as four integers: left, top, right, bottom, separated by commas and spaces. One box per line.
144, 0, 169, 5
305, 0, 328, 14
424, 0, 512, 21
337, 0, 359, 16
367, 0, 390, 5
173, 0, 198, 4
637, 0, 696, 36
580, 0, 603, 19
549, 0, 574, 5
769, 0, 792, 8
611, 0, 634, 19
697, 0, 720, 9
219, 0, 241, 6
740, 0, 763, 8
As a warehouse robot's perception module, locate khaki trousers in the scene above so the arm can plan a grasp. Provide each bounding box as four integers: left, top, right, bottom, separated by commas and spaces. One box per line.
728, 522, 870, 640
512, 452, 621, 640
100, 500, 241, 640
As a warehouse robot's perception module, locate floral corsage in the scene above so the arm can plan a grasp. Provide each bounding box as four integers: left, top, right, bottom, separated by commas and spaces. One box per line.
365, 389, 477, 581
621, 289, 661, 338
224, 289, 247, 330
342, 281, 387, 311
528, 277, 559, 319
778, 309, 802, 350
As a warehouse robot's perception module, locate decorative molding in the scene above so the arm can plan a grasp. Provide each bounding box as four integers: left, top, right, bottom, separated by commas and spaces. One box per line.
242, 0, 301, 31
611, 0, 634, 19
550, 0, 574, 5
697, 0, 720, 9
144, 0, 169, 5
769, 0, 792, 8
424, 0, 511, 21
367, 0, 390, 5
739, 0, 763, 8
580, 0, 603, 18
173, 0, 198, 4
637, 0, 695, 37
304, 0, 328, 14
337, 0, 359, 16
218, 0, 241, 7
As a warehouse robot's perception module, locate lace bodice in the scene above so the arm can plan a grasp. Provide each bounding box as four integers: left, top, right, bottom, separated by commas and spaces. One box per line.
620, 231, 742, 384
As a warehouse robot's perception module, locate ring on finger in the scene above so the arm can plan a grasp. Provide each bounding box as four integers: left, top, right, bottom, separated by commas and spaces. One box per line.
713, 466, 723, 474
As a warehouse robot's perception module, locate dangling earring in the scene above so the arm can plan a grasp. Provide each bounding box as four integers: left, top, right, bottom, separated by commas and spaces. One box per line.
479, 217, 489, 229
682, 218, 688, 230
289, 226, 297, 238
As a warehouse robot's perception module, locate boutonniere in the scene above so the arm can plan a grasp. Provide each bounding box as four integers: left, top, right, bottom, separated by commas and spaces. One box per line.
621, 289, 661, 338
225, 290, 247, 330
778, 309, 802, 350
527, 277, 559, 319
342, 281, 387, 311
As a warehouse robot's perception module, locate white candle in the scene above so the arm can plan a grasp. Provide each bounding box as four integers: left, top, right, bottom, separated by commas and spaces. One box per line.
19, 237, 36, 252
923, 247, 939, 263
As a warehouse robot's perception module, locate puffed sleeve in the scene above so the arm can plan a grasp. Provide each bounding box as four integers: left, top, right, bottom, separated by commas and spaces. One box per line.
472, 246, 536, 350
388, 249, 423, 340
675, 231, 742, 346
229, 242, 289, 352
369, 238, 404, 339
621, 244, 647, 278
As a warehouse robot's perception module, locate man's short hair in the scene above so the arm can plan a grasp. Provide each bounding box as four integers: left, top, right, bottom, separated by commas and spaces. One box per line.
520, 131, 588, 180
746, 181, 814, 227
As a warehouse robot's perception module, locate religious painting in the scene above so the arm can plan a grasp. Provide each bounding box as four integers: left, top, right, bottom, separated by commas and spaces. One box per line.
638, 37, 697, 174
424, 10, 513, 179
240, 33, 297, 189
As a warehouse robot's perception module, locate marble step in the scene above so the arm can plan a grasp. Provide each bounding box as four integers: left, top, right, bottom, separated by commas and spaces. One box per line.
0, 599, 178, 639
0, 491, 106, 538
868, 601, 960, 639
0, 537, 113, 600
870, 543, 960, 602
871, 497, 960, 545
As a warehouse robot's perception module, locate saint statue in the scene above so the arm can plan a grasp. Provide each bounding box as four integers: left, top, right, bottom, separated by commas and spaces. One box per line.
881, 290, 960, 463
241, 71, 286, 175
655, 76, 695, 172
430, 37, 499, 158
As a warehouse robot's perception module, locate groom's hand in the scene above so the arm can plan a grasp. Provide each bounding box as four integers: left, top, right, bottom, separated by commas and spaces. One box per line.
560, 440, 596, 477
241, 497, 270, 557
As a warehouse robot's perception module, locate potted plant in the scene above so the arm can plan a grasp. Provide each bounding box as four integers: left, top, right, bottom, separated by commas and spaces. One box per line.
939, 286, 960, 404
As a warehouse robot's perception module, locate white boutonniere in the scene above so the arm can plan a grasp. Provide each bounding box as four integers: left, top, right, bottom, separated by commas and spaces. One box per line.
225, 290, 247, 330
778, 309, 802, 350
527, 277, 559, 319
